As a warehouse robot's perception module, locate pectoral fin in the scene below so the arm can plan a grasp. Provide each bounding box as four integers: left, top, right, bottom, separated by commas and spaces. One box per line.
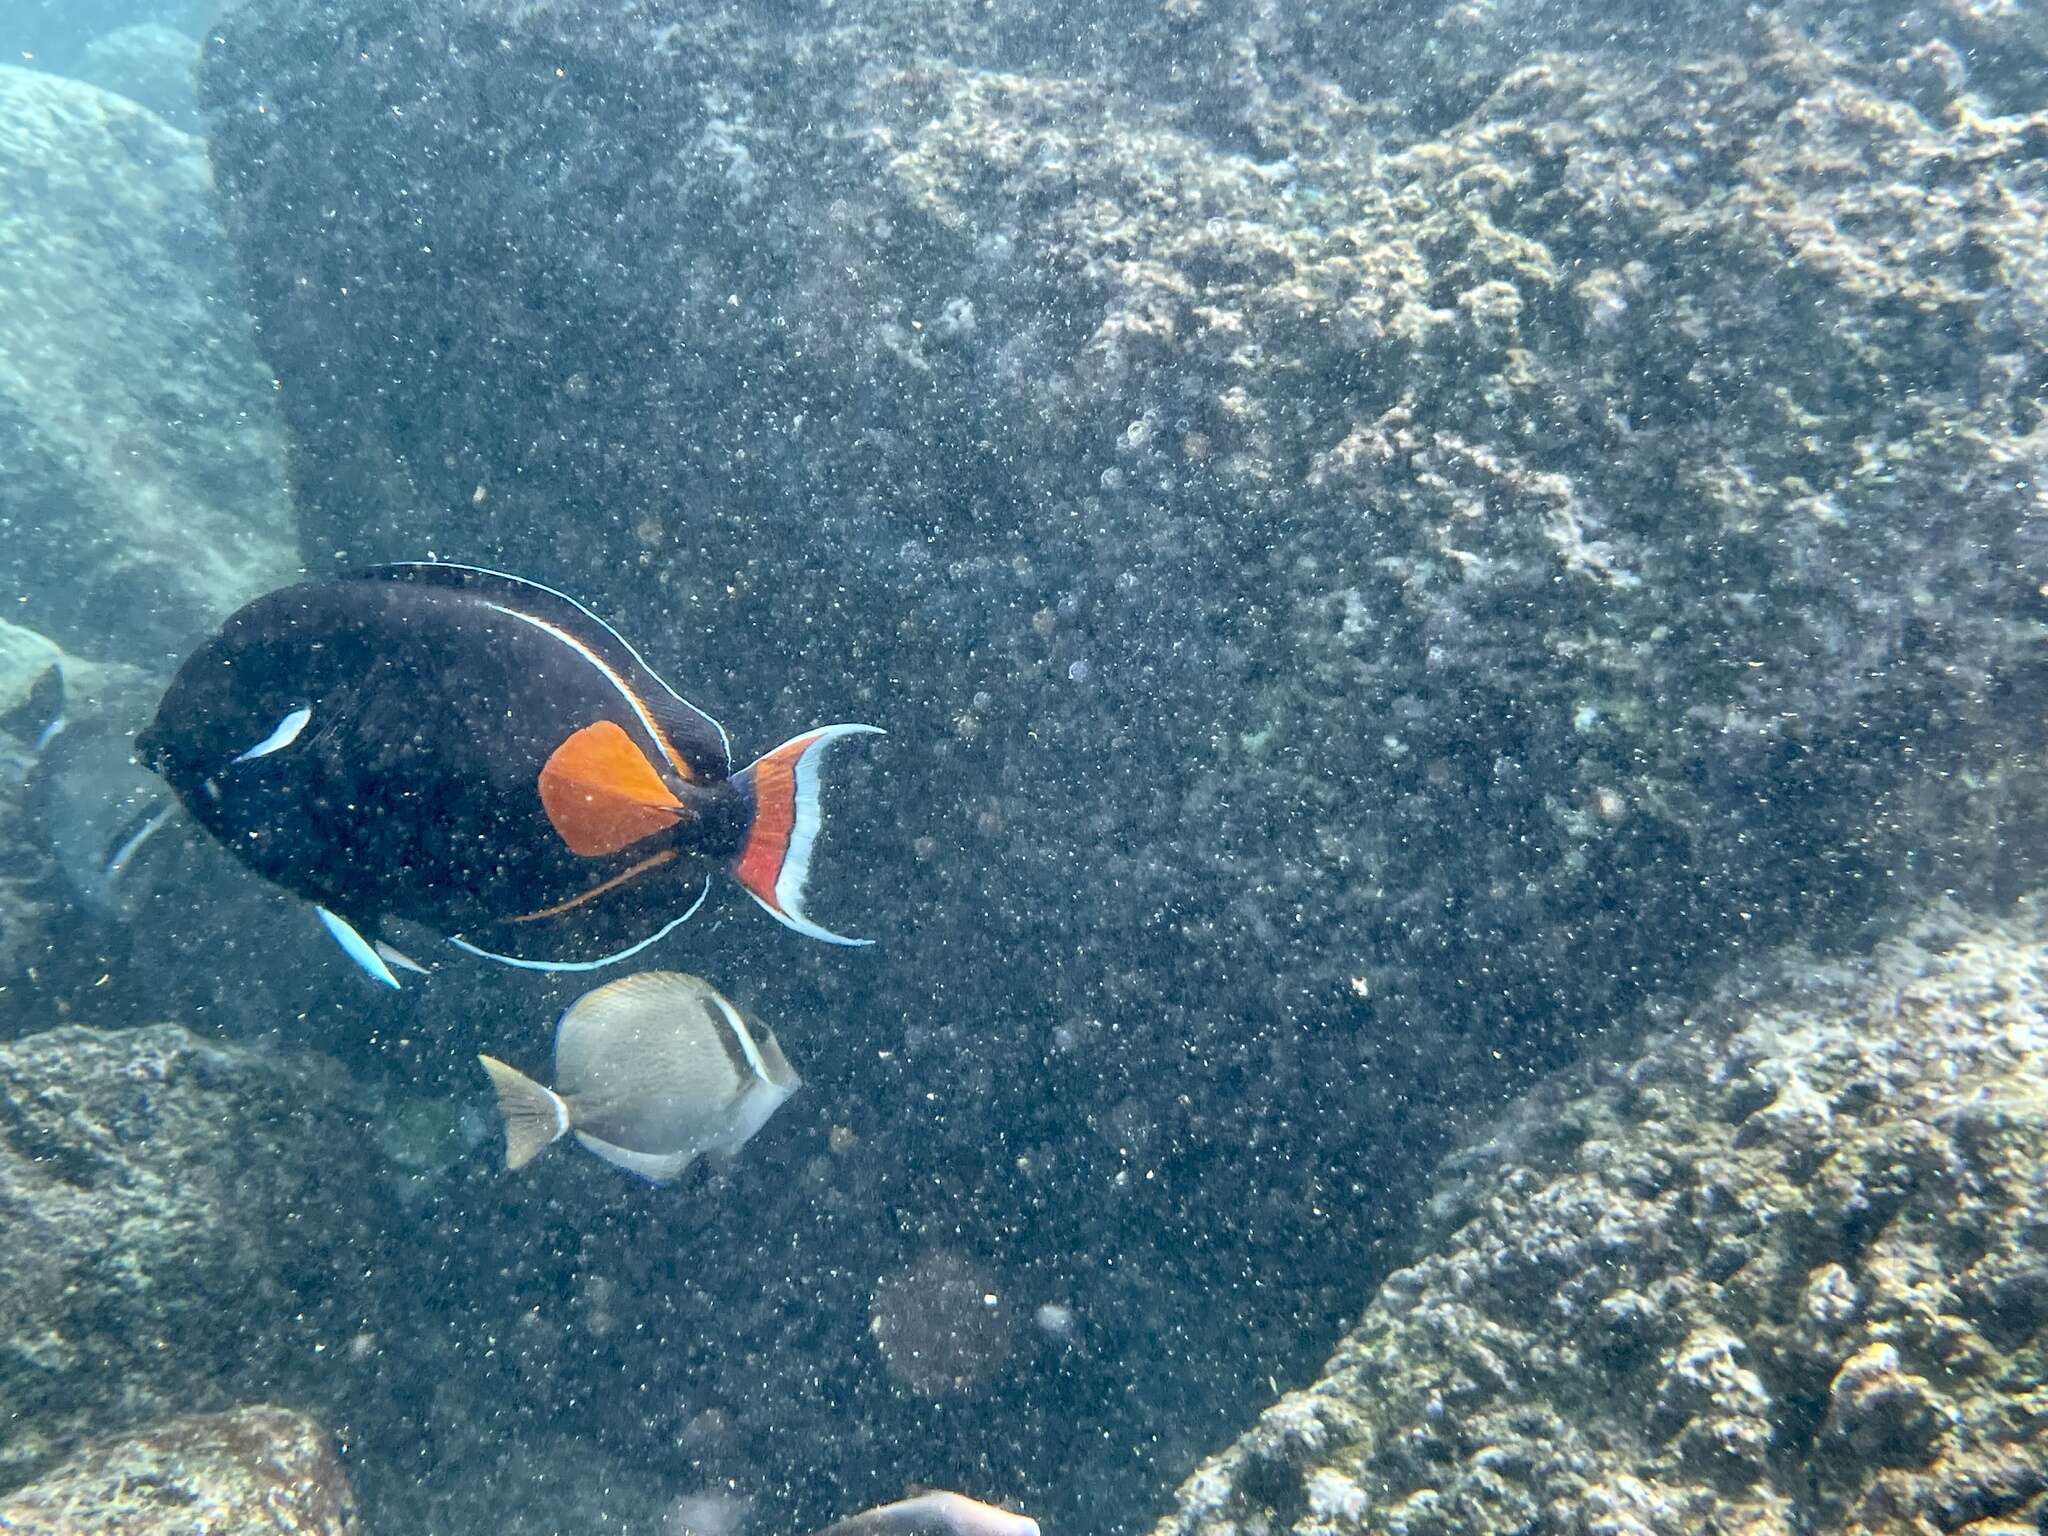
316, 906, 401, 990
539, 720, 685, 857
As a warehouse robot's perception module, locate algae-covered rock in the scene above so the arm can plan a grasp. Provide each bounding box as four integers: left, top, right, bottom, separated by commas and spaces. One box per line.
0, 1024, 387, 1488
194, 1, 2048, 1527
1152, 897, 2048, 1536
0, 66, 293, 665
0, 1405, 360, 1535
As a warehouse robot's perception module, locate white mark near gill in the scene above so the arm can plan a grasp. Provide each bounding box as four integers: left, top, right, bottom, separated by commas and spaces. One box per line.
232, 706, 312, 763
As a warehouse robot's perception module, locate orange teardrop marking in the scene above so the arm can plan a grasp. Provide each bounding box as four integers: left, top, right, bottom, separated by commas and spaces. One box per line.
539, 720, 684, 857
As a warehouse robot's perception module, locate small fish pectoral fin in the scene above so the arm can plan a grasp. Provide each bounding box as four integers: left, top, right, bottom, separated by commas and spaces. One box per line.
102, 802, 174, 883
539, 720, 685, 857
573, 1131, 693, 1185
373, 939, 432, 977
232, 705, 312, 764
316, 906, 402, 990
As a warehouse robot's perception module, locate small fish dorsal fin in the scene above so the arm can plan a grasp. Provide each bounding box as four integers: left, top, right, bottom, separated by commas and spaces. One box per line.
540, 720, 685, 857
351, 562, 733, 780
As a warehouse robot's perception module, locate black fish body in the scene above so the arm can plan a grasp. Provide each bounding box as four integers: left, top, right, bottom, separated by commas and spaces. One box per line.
138, 564, 878, 973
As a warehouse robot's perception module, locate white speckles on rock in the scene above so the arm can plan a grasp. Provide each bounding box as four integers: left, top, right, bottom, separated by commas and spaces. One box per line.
1303, 1468, 1368, 1529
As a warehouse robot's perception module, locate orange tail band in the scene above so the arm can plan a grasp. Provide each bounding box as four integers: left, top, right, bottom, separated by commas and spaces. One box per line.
732, 723, 883, 946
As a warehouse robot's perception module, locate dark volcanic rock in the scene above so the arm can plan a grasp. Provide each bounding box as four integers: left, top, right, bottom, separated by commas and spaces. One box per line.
196, 0, 2048, 1532
0, 1016, 675, 1536
0, 1405, 361, 1536
1151, 896, 2048, 1536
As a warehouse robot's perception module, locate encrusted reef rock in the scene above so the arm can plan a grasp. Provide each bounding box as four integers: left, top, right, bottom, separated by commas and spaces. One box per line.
195, 0, 2048, 1527
1152, 897, 2048, 1536
0, 65, 293, 665
0, 1024, 389, 1488
0, 1406, 361, 1536
0, 1012, 742, 1536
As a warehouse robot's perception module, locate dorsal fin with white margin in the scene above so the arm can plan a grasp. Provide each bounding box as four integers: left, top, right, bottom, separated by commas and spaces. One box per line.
352, 562, 732, 782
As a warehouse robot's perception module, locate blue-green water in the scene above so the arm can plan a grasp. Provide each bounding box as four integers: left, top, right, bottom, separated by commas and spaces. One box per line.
2, 0, 2046, 1533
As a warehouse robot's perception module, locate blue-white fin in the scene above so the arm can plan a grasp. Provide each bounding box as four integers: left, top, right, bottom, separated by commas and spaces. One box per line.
446, 878, 710, 973
102, 801, 174, 882
574, 1131, 694, 1185
317, 906, 401, 989
232, 705, 311, 764
374, 939, 432, 977
3, 664, 67, 750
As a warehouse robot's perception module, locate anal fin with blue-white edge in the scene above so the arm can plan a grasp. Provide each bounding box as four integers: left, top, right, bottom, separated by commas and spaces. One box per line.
575, 1131, 694, 1185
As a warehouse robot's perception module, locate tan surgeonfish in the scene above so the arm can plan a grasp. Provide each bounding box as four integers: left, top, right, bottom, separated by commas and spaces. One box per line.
478, 971, 800, 1183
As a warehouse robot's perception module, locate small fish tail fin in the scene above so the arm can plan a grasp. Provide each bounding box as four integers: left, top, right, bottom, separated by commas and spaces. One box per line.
730, 724, 883, 946
476, 1055, 571, 1170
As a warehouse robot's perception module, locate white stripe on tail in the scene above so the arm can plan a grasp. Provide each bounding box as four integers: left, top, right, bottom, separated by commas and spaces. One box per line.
731, 723, 884, 946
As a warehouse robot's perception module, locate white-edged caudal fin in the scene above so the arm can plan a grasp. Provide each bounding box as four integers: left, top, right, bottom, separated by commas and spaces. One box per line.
232, 705, 311, 763
730, 724, 884, 946
317, 906, 401, 989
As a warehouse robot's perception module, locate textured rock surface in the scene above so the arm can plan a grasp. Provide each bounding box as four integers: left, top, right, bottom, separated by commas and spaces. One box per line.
1152, 897, 2048, 1536
0, 65, 293, 665
0, 1014, 737, 1536
194, 1, 2048, 1530
0, 1025, 392, 1488
0, 1405, 360, 1535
